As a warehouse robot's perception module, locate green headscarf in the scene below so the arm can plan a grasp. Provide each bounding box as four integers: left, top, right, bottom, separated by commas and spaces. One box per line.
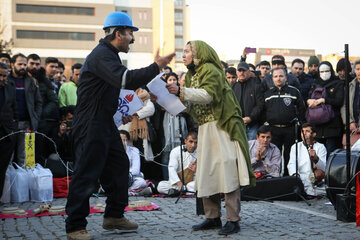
185, 40, 255, 187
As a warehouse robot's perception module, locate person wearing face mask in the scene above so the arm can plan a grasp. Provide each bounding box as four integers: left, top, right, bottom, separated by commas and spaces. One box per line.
307, 61, 344, 157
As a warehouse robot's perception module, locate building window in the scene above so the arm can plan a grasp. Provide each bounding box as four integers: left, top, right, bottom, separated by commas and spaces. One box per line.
17, 30, 95, 41
175, 0, 183, 7
144, 36, 148, 45
175, 24, 183, 34
175, 11, 183, 20
175, 37, 183, 47
16, 4, 94, 16
138, 36, 148, 45
138, 11, 148, 21
115, 6, 127, 13
176, 51, 183, 60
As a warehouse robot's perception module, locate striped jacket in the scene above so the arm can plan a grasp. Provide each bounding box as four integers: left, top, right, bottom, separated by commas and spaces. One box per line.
264, 85, 305, 125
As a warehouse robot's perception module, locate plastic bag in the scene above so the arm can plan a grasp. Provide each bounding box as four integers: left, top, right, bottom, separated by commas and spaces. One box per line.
9, 163, 30, 202
0, 167, 11, 203
28, 164, 53, 202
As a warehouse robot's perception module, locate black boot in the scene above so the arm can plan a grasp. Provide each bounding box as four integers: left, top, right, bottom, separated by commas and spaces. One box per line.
192, 218, 222, 231
218, 221, 240, 235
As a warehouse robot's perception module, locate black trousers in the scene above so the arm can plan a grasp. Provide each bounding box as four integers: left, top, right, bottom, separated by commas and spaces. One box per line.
36, 120, 60, 166
0, 128, 15, 197
270, 125, 296, 176
65, 134, 129, 233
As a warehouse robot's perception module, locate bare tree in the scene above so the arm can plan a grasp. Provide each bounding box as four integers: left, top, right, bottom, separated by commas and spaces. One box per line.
0, 23, 13, 54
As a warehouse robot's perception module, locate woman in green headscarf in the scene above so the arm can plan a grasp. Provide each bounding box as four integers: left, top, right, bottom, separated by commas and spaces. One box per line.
166, 40, 255, 235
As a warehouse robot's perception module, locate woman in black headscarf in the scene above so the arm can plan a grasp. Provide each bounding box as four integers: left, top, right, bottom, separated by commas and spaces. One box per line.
307, 61, 344, 157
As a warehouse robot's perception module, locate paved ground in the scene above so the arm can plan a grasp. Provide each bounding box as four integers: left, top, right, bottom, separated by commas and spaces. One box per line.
1, 194, 359, 240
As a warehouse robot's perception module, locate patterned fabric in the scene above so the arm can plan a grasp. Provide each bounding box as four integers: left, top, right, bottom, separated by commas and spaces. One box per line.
184, 40, 255, 187
188, 73, 215, 125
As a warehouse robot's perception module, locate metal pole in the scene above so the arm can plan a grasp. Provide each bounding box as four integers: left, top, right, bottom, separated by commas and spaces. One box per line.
344, 44, 351, 192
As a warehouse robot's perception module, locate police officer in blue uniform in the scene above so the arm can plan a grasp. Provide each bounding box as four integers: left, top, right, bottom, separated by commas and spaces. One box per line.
65, 12, 175, 240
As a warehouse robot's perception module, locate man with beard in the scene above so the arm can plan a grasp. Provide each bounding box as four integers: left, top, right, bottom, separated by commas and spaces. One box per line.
27, 54, 59, 164
65, 12, 175, 240
336, 58, 354, 81
27, 54, 59, 134
307, 56, 320, 79
8, 53, 42, 165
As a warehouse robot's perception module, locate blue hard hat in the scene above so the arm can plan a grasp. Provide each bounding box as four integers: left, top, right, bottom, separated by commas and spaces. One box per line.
103, 12, 139, 31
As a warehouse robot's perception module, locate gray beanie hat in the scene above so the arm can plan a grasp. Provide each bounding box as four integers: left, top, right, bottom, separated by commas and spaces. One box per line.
308, 56, 320, 66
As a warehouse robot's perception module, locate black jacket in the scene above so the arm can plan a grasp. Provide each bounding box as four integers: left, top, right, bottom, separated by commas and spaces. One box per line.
262, 73, 301, 92
72, 39, 160, 142
308, 77, 344, 138
232, 77, 264, 126
7, 73, 43, 130
0, 80, 18, 134
33, 68, 59, 130
294, 72, 314, 103
264, 85, 305, 125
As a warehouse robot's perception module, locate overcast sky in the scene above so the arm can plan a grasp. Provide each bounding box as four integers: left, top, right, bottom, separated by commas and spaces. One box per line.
186, 0, 359, 60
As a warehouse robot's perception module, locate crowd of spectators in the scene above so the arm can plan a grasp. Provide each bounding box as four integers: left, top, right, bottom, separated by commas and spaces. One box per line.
0, 49, 358, 198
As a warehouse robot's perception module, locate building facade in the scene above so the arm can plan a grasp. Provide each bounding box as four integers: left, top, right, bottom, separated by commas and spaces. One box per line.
0, 0, 190, 77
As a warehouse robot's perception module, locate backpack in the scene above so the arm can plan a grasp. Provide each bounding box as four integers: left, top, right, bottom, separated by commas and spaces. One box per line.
305, 87, 335, 125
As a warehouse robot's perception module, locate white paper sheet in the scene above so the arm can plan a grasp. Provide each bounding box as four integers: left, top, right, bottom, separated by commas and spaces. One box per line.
147, 73, 186, 116
113, 89, 143, 128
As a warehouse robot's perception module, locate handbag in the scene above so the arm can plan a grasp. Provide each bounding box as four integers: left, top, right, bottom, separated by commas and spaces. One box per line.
306, 87, 335, 125
146, 120, 157, 143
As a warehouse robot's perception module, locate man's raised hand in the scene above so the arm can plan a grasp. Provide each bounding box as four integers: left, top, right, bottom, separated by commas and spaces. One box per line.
154, 48, 176, 69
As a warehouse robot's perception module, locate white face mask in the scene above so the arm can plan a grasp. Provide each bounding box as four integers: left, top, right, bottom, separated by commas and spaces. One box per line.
319, 64, 331, 81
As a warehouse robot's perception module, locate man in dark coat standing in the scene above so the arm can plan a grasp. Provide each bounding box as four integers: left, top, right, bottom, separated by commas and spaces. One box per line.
65, 12, 175, 240
232, 62, 264, 140
0, 62, 18, 198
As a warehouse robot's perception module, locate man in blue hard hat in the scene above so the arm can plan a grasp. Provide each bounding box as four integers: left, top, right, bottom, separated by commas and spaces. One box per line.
65, 12, 175, 240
